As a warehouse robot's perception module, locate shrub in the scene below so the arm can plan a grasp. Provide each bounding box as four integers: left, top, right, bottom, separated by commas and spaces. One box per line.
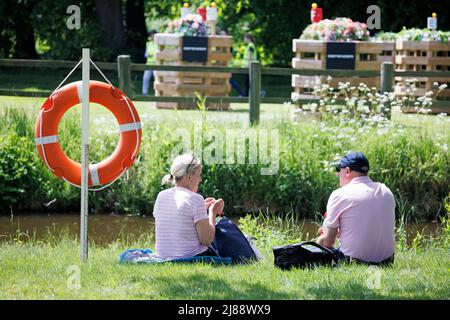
0, 134, 42, 208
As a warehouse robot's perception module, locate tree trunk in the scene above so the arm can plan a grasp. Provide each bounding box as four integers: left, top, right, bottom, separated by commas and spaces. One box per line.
125, 0, 147, 63
12, 0, 38, 59
95, 0, 126, 53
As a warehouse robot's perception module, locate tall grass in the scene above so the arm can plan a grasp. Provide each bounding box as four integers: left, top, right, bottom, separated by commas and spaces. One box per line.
0, 103, 448, 220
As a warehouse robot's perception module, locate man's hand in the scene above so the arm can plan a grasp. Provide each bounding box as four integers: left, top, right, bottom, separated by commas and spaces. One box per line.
316, 226, 338, 249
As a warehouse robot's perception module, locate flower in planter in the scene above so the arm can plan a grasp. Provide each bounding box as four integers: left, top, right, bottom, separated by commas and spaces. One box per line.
166, 13, 208, 36
301, 18, 370, 41
375, 28, 450, 42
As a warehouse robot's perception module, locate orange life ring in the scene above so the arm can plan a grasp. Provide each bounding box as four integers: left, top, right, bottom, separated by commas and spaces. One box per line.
35, 80, 142, 188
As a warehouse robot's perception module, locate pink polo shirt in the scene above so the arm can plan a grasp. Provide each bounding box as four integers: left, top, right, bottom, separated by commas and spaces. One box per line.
322, 176, 395, 263
153, 186, 209, 259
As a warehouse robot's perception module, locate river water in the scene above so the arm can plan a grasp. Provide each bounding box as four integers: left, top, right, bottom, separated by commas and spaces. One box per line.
0, 214, 442, 246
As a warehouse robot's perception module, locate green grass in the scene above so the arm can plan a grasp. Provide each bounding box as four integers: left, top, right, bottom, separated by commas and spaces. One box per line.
1, 217, 449, 300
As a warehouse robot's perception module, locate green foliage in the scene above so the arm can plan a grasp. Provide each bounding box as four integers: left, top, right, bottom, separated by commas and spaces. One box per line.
0, 134, 40, 206
376, 28, 450, 42
0, 104, 448, 221
2, 0, 450, 64
31, 0, 110, 61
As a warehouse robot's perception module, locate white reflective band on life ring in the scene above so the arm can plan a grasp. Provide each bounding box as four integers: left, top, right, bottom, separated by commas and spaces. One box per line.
35, 135, 58, 145
119, 122, 142, 133
89, 164, 100, 186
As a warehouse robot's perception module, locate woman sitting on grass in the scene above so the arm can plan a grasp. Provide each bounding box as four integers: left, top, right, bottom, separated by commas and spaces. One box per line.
153, 153, 224, 259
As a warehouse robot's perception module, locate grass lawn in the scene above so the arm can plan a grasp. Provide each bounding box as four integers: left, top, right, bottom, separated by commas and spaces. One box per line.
0, 238, 449, 300
0, 94, 448, 131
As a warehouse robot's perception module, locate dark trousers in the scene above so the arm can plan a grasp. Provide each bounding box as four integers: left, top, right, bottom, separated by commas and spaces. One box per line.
331, 248, 394, 267
244, 74, 250, 97
230, 77, 246, 97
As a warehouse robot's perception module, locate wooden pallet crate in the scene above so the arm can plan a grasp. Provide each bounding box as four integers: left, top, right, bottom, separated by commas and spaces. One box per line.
291, 40, 395, 101
153, 33, 233, 110
394, 40, 450, 113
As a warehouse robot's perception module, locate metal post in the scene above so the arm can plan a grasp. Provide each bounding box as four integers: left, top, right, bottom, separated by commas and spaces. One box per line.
380, 62, 394, 120
80, 48, 90, 261
118, 55, 132, 97
249, 61, 261, 126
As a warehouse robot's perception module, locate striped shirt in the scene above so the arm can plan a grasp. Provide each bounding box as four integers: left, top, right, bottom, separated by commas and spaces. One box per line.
153, 186, 209, 259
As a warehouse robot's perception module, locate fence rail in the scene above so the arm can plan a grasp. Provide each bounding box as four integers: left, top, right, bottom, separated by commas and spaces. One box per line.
1, 58, 449, 125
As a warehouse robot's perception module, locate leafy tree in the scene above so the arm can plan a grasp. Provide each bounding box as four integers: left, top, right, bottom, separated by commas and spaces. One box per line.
0, 0, 38, 59
1, 0, 449, 64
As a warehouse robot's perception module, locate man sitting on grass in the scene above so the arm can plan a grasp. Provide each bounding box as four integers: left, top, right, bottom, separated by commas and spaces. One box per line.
316, 152, 396, 266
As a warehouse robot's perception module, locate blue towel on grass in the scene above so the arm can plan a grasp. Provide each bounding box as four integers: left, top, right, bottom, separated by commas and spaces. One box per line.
119, 249, 232, 265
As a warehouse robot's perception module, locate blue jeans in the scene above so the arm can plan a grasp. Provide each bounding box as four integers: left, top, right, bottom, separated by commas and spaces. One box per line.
230, 77, 245, 97
142, 70, 154, 95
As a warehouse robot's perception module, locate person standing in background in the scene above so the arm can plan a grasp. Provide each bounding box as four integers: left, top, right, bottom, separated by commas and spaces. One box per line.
142, 30, 157, 96
242, 33, 257, 97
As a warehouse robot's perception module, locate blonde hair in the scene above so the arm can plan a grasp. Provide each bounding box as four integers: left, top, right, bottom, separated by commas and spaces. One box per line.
161, 153, 201, 185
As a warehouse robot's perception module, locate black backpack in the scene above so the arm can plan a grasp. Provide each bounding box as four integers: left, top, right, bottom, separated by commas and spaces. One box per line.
273, 241, 338, 270
211, 217, 258, 264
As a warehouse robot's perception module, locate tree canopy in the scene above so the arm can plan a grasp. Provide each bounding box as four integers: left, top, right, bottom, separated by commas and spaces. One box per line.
1, 0, 449, 66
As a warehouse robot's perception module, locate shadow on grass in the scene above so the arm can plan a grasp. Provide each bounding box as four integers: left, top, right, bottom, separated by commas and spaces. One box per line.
141, 273, 292, 300
305, 276, 448, 300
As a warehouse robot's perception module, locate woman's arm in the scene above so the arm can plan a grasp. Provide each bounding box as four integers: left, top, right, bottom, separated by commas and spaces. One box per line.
196, 199, 224, 246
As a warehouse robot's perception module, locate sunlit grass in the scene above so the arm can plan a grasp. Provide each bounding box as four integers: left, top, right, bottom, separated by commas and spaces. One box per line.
0, 214, 449, 300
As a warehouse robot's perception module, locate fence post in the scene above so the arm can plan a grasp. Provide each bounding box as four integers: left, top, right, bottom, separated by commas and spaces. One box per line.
118, 55, 132, 97
380, 62, 394, 120
249, 61, 261, 126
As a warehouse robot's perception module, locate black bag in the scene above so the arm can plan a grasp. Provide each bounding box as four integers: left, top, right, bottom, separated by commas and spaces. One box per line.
272, 241, 338, 270
211, 217, 258, 264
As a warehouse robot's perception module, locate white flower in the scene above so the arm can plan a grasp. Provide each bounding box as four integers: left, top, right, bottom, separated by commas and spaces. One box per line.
439, 84, 448, 91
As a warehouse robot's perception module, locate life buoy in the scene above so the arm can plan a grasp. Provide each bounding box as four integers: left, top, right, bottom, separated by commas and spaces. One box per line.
35, 80, 142, 188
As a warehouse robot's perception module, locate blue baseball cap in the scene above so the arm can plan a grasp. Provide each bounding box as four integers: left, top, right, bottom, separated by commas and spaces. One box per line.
331, 152, 369, 173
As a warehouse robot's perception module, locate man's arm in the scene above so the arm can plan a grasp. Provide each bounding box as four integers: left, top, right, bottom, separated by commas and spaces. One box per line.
316, 226, 338, 248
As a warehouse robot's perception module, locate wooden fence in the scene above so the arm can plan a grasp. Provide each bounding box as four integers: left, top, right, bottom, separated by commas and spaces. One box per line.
1, 58, 450, 125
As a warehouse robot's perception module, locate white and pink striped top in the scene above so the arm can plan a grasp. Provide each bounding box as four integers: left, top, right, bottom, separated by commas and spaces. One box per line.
153, 186, 209, 259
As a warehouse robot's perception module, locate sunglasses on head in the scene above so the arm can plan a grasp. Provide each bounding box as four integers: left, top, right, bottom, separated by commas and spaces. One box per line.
186, 155, 196, 175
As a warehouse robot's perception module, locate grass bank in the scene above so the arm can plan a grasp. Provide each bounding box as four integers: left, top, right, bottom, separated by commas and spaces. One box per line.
0, 96, 448, 220
1, 213, 449, 300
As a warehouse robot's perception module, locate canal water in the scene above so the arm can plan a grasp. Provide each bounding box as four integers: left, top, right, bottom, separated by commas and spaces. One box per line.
0, 214, 442, 246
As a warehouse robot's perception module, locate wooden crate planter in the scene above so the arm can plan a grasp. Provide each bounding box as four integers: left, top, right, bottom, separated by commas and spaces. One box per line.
394, 39, 450, 114
291, 40, 395, 101
153, 33, 233, 110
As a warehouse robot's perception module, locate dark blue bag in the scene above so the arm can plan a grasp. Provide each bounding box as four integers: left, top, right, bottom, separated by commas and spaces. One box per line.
211, 217, 258, 264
